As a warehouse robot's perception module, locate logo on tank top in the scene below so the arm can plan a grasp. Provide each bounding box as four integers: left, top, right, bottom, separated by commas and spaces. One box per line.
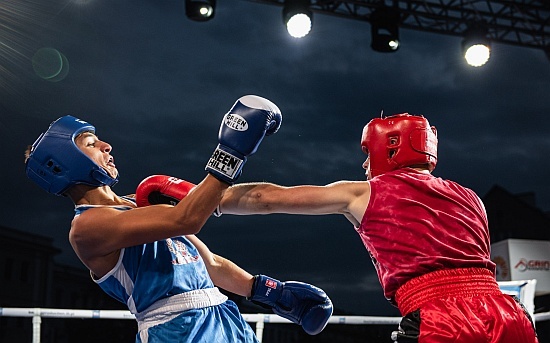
166, 238, 199, 265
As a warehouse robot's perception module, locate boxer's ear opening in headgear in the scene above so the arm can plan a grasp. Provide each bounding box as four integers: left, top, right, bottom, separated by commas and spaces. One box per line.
25, 115, 119, 196
361, 113, 438, 178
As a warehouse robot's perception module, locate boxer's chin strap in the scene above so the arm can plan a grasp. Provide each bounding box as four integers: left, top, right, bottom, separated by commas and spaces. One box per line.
91, 169, 119, 188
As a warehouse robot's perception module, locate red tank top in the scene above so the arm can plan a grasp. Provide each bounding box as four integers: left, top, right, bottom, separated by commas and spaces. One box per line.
356, 168, 495, 303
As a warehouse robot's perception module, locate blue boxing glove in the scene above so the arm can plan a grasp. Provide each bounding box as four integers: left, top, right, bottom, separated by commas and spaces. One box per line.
249, 274, 333, 335
206, 95, 282, 184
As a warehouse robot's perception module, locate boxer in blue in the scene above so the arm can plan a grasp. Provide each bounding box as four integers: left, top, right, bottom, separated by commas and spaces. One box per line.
25, 95, 333, 342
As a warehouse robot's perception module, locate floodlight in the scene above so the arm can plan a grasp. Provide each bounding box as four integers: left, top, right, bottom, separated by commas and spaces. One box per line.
283, 0, 312, 38
185, 0, 216, 22
462, 26, 491, 67
370, 7, 400, 53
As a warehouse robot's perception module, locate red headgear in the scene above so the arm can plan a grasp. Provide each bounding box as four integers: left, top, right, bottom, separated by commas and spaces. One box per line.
361, 113, 438, 178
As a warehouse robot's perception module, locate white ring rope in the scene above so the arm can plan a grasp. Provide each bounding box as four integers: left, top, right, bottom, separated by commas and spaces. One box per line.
1, 307, 548, 343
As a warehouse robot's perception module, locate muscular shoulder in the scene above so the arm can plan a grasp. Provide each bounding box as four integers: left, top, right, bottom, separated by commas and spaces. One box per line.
69, 207, 122, 257
333, 181, 371, 225
327, 180, 370, 193
70, 208, 123, 277
72, 206, 121, 232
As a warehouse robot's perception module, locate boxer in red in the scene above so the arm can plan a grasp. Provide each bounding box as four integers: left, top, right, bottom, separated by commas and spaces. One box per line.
216, 113, 539, 342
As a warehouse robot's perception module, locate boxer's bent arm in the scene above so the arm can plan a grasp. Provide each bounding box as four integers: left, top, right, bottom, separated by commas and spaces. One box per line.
220, 181, 371, 222
187, 234, 254, 297
70, 174, 228, 260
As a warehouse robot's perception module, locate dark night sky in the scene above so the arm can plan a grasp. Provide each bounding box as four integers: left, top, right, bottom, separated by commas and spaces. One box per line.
1, 0, 549, 316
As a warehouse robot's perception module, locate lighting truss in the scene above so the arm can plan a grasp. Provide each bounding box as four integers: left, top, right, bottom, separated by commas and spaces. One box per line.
248, 0, 549, 54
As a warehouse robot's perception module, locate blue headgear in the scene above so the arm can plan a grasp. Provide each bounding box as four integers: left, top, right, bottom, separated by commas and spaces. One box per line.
25, 115, 119, 196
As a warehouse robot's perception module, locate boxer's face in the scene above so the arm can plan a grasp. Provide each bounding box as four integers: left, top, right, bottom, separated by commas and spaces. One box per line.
75, 131, 118, 179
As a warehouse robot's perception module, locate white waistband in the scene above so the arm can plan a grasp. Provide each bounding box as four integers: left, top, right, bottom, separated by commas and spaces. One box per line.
136, 287, 228, 336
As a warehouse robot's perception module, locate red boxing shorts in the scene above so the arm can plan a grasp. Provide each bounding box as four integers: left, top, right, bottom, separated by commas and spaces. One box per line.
392, 268, 538, 343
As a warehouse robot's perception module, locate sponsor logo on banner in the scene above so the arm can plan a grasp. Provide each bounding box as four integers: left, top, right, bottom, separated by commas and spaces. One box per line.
514, 258, 550, 272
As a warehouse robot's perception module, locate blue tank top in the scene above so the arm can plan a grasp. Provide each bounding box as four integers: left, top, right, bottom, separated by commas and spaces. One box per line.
74, 200, 214, 314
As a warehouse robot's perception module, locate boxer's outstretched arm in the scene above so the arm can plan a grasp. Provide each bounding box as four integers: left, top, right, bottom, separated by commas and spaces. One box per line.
220, 181, 371, 224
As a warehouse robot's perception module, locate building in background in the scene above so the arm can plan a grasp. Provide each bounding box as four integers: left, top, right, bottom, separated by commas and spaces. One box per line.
0, 226, 136, 342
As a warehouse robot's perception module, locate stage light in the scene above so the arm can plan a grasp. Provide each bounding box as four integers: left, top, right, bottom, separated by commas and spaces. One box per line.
185, 0, 215, 22
462, 27, 491, 67
464, 43, 490, 67
370, 7, 400, 53
283, 0, 312, 38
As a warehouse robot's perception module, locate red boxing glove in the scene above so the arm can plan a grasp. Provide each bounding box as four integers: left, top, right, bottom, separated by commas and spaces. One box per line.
135, 175, 196, 207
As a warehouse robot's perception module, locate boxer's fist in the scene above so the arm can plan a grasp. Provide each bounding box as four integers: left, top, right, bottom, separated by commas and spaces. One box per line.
249, 274, 333, 335
206, 95, 282, 184
135, 175, 195, 207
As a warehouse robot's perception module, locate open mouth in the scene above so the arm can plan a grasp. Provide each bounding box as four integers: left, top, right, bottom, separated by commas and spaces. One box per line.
106, 156, 115, 168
